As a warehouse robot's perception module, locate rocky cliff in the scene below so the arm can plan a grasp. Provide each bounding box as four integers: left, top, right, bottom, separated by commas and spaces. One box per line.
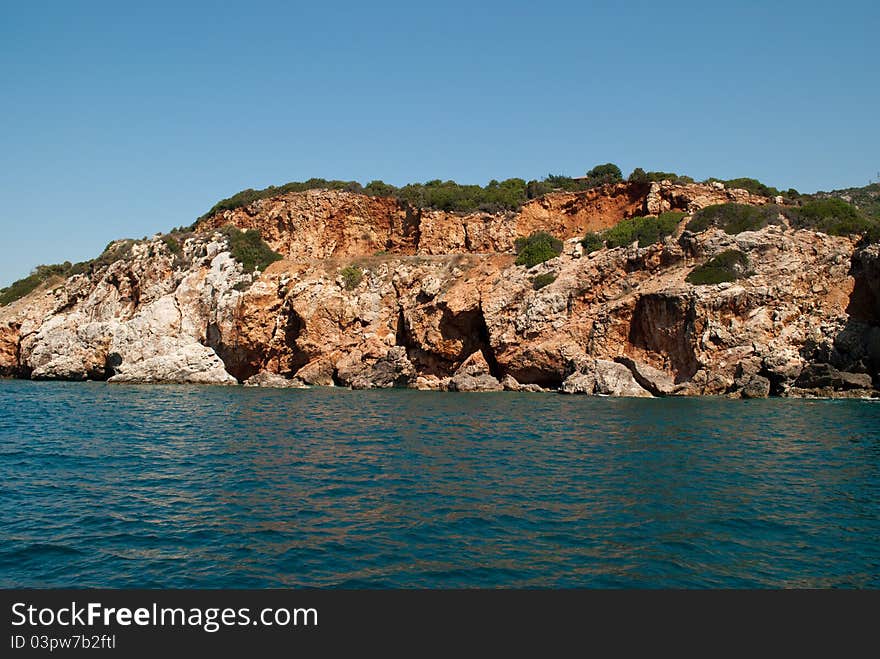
1, 180, 877, 398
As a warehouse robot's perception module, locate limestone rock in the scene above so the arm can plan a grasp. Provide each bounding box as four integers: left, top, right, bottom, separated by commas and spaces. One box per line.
347, 347, 416, 389
0, 182, 876, 399
560, 359, 652, 397
0, 324, 18, 376
614, 356, 679, 395
243, 371, 308, 388
593, 359, 652, 397
501, 374, 544, 392
740, 375, 771, 399
295, 358, 336, 386
413, 374, 447, 391
108, 342, 236, 385
559, 370, 597, 395
795, 363, 873, 391
448, 351, 503, 392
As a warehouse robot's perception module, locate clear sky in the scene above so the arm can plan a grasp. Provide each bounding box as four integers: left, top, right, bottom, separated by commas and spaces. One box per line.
1, 0, 878, 287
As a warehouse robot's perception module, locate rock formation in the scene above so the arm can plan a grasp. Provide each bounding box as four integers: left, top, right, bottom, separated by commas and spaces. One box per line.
1, 180, 877, 398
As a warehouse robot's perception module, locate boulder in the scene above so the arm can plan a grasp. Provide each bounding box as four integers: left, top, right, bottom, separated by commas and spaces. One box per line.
448, 351, 503, 392
762, 349, 804, 394
795, 363, 874, 391
740, 375, 771, 399
614, 356, 679, 395
348, 347, 416, 389
412, 374, 447, 391
108, 343, 237, 385
295, 358, 336, 386
501, 374, 544, 392
560, 359, 652, 397
559, 370, 597, 395
243, 371, 308, 388
593, 359, 653, 397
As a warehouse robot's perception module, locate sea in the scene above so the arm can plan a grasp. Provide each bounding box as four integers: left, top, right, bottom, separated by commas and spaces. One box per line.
1, 380, 878, 588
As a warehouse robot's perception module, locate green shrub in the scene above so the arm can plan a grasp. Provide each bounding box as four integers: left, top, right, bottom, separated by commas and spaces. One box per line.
199, 167, 676, 220
686, 250, 751, 285
363, 180, 397, 197
0, 262, 87, 306
580, 232, 604, 253
161, 235, 182, 255
687, 203, 781, 234
525, 174, 597, 198
628, 168, 649, 184
0, 272, 46, 306
708, 177, 780, 198
574, 163, 622, 188
201, 179, 366, 219
531, 273, 557, 290
628, 169, 694, 185
340, 265, 364, 290
646, 171, 695, 184
602, 211, 685, 248
783, 198, 876, 237
515, 232, 563, 267
220, 226, 282, 273
823, 183, 879, 220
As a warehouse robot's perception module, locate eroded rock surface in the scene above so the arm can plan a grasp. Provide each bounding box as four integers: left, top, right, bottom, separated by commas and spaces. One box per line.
1, 182, 877, 398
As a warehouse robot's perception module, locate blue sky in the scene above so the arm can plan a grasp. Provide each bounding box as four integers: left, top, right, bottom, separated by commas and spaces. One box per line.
1, 0, 878, 286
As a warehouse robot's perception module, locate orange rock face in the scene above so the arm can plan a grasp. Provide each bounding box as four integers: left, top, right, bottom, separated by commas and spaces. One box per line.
0, 323, 19, 376
1, 182, 877, 397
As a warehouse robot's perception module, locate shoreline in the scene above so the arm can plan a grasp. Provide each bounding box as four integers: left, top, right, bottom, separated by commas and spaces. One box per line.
1, 376, 877, 400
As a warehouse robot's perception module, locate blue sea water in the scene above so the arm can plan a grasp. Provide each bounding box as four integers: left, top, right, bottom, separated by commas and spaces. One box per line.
0, 380, 878, 588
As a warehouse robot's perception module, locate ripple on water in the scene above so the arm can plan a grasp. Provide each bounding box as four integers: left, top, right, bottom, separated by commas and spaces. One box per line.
1, 381, 879, 588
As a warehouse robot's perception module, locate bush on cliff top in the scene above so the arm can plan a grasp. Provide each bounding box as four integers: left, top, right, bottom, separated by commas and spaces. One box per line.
628, 168, 695, 185
0, 244, 138, 306
686, 203, 782, 235
580, 232, 605, 253
707, 177, 780, 198
220, 226, 282, 273
686, 250, 751, 285
0, 271, 49, 306
783, 198, 877, 237
515, 232, 563, 268
161, 235, 182, 255
580, 211, 685, 252
603, 211, 685, 248
198, 164, 634, 220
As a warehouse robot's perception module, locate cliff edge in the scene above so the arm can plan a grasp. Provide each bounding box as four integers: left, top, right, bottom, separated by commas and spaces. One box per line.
1, 179, 877, 398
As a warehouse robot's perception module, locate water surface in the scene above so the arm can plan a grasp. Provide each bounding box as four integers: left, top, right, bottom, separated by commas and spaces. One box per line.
1, 380, 878, 587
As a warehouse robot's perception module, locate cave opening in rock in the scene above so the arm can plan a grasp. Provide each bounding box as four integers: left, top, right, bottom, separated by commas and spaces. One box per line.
281, 307, 309, 376
628, 293, 699, 383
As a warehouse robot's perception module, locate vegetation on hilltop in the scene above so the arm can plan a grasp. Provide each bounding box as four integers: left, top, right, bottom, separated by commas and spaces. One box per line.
197, 166, 804, 223
686, 198, 879, 241
198, 165, 638, 220
0, 241, 141, 307
0, 266, 65, 306
627, 168, 695, 185
687, 203, 783, 235
810, 182, 880, 222
784, 198, 877, 237
581, 211, 685, 251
